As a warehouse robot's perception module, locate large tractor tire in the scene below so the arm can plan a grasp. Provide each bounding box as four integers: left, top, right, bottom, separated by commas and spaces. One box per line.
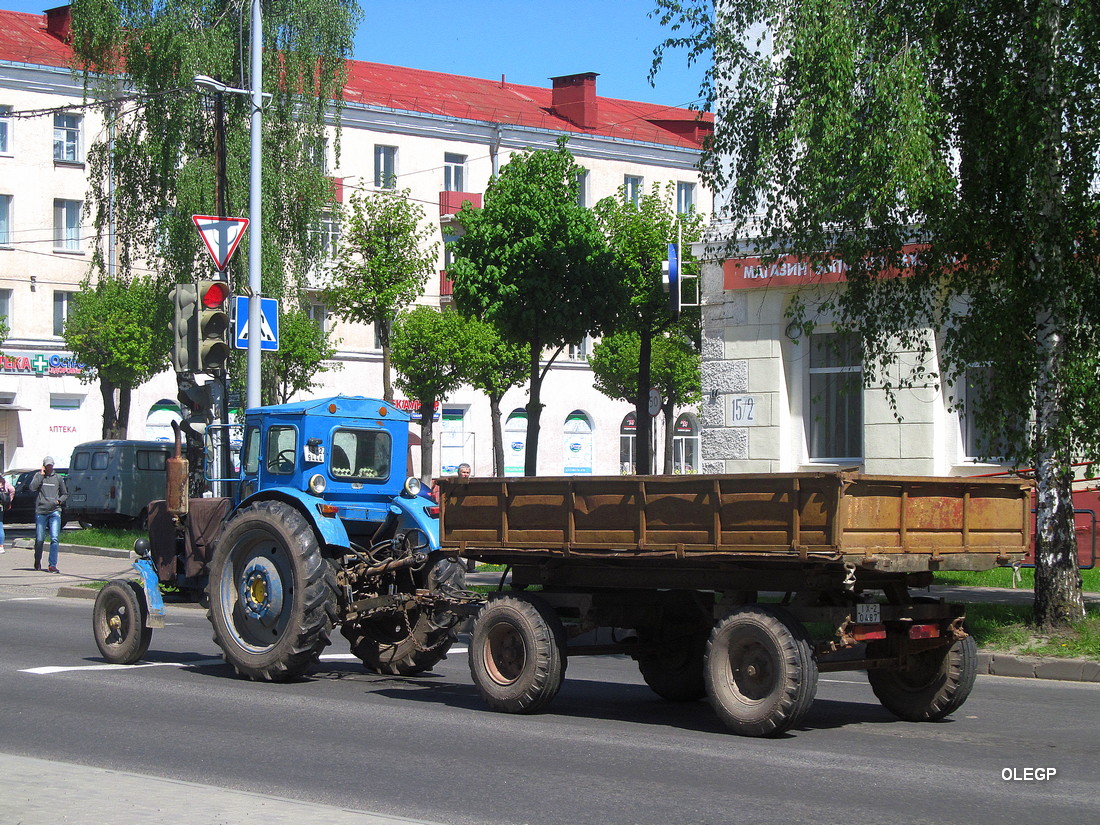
868, 634, 978, 722
207, 500, 339, 682
705, 604, 818, 737
468, 593, 567, 714
341, 552, 466, 676
92, 580, 153, 665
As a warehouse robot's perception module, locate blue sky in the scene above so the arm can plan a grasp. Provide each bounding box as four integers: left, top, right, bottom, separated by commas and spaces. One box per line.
4, 0, 709, 109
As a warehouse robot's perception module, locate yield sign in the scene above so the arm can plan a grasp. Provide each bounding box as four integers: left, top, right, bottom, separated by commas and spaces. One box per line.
192, 215, 249, 271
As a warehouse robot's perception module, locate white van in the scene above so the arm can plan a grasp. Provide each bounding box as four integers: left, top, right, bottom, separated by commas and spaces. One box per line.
66, 440, 173, 528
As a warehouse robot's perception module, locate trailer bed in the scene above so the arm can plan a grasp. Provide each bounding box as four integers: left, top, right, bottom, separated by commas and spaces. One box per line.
439, 472, 1031, 572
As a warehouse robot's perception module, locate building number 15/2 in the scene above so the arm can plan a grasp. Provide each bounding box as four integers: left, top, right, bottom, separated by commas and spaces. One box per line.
730, 395, 756, 424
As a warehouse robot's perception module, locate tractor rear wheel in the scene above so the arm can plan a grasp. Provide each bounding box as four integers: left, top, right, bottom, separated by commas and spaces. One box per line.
207, 500, 339, 682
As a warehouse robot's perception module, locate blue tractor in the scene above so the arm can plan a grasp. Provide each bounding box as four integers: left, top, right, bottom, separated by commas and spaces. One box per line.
91, 395, 477, 679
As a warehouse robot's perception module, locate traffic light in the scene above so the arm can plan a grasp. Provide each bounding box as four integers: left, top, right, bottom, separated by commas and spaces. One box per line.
178, 380, 213, 434
197, 279, 231, 374
170, 283, 198, 373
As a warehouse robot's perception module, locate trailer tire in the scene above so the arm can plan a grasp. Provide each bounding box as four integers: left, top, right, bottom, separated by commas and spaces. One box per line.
92, 580, 152, 665
469, 594, 567, 714
340, 552, 464, 676
705, 605, 818, 737
868, 634, 977, 722
207, 500, 339, 682
637, 629, 708, 701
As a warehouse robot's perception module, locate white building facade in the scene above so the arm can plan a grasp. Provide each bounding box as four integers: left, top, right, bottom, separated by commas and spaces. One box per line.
0, 6, 712, 476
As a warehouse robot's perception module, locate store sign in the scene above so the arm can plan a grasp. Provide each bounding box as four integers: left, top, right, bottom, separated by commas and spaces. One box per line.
392, 398, 440, 421
723, 243, 927, 290
0, 352, 88, 377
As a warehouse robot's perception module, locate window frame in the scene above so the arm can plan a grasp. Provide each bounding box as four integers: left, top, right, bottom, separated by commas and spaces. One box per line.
624, 175, 643, 206
53, 290, 75, 336
676, 181, 696, 215
374, 144, 397, 189
0, 193, 10, 247
53, 112, 82, 164
443, 152, 466, 192
53, 199, 82, 252
806, 331, 864, 463
0, 104, 10, 154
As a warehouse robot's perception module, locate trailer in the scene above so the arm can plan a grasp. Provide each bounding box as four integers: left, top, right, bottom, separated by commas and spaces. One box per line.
440, 472, 1031, 736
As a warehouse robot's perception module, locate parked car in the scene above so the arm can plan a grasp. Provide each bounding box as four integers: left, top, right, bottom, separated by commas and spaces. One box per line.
4, 467, 70, 525
65, 440, 172, 528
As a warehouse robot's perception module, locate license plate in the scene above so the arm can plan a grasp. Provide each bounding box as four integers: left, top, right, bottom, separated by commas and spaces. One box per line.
70, 493, 86, 503
856, 603, 881, 623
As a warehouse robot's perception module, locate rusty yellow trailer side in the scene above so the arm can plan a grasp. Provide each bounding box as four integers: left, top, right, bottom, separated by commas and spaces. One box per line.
439, 471, 1031, 572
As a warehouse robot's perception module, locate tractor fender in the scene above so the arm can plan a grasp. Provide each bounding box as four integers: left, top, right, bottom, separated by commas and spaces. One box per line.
131, 556, 167, 629
386, 495, 441, 550
234, 487, 352, 550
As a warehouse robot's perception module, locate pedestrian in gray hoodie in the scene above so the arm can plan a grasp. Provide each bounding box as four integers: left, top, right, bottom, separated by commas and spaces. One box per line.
31, 456, 68, 572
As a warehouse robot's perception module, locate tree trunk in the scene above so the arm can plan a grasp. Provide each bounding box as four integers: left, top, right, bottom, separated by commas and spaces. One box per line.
100, 379, 121, 439
418, 393, 436, 484
1030, 0, 1083, 630
116, 385, 131, 439
662, 402, 675, 474
524, 342, 541, 476
490, 392, 505, 476
635, 330, 653, 474
379, 316, 394, 403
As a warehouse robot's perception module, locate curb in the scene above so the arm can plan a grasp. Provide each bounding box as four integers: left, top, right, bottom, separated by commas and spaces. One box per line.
11, 537, 130, 559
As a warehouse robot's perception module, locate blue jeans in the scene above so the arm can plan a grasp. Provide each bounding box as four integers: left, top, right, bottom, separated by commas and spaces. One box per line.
35, 510, 61, 568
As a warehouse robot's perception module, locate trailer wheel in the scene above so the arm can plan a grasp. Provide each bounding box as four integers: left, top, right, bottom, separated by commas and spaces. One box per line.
469, 594, 566, 714
867, 635, 977, 722
637, 629, 708, 701
92, 580, 152, 665
340, 553, 464, 676
705, 605, 818, 737
207, 500, 339, 682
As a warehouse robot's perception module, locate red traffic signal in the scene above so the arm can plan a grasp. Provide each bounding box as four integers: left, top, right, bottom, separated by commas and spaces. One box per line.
200, 280, 230, 308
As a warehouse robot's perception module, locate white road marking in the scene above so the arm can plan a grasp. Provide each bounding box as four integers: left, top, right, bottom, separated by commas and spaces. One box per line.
22, 658, 223, 675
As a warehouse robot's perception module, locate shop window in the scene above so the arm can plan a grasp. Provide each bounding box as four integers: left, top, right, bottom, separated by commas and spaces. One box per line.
672, 412, 700, 473
620, 412, 637, 474
504, 409, 527, 476
807, 332, 863, 461
563, 410, 593, 475
441, 407, 473, 475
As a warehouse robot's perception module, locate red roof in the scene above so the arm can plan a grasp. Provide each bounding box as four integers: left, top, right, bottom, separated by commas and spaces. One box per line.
0, 7, 712, 149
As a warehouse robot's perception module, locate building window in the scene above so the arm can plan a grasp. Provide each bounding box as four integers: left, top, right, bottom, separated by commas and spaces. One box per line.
807, 331, 863, 461
318, 212, 340, 257
624, 175, 643, 206
308, 302, 327, 334
960, 365, 1012, 461
374, 145, 397, 189
53, 290, 75, 336
672, 413, 701, 473
619, 412, 637, 474
0, 194, 10, 246
444, 153, 466, 192
53, 199, 82, 252
567, 336, 591, 361
575, 169, 589, 208
676, 182, 696, 215
306, 137, 327, 174
0, 288, 11, 325
0, 105, 10, 154
53, 113, 82, 163
442, 231, 460, 270
440, 407, 473, 474
50, 394, 83, 410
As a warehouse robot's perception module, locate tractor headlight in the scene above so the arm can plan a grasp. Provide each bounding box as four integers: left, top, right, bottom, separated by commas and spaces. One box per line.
402, 476, 422, 498
308, 473, 327, 495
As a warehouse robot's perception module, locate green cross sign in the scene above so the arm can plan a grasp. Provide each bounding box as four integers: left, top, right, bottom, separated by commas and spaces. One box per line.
31, 354, 48, 375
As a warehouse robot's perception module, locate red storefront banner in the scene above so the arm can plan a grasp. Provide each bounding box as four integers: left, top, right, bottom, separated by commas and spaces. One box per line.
723, 243, 927, 290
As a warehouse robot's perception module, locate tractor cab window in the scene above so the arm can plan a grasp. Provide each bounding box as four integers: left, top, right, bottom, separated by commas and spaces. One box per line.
266, 426, 298, 475
242, 426, 260, 475
331, 428, 391, 481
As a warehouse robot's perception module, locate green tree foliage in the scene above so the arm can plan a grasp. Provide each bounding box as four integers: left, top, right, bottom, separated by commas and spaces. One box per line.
263, 308, 341, 405
590, 328, 701, 473
449, 138, 624, 475
69, 0, 357, 417
323, 189, 438, 403
594, 183, 704, 473
453, 315, 529, 476
65, 277, 171, 438
390, 306, 471, 482
654, 0, 1100, 627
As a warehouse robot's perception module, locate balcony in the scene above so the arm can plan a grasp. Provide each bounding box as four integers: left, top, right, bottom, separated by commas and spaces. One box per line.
439, 270, 454, 302
439, 190, 482, 216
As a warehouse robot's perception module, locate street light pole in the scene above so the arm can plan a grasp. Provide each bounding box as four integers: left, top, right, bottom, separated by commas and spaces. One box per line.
246, 0, 263, 411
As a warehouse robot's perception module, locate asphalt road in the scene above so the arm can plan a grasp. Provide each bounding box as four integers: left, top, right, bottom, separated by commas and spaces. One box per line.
1, 592, 1098, 825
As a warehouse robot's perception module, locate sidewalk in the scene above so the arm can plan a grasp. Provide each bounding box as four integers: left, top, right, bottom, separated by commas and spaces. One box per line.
2, 540, 1098, 682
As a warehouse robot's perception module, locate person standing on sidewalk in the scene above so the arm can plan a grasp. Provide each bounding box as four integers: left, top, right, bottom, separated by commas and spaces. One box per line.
31, 457, 68, 573
0, 473, 14, 554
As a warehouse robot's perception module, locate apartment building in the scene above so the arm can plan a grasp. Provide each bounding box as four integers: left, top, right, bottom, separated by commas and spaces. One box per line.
0, 5, 712, 476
